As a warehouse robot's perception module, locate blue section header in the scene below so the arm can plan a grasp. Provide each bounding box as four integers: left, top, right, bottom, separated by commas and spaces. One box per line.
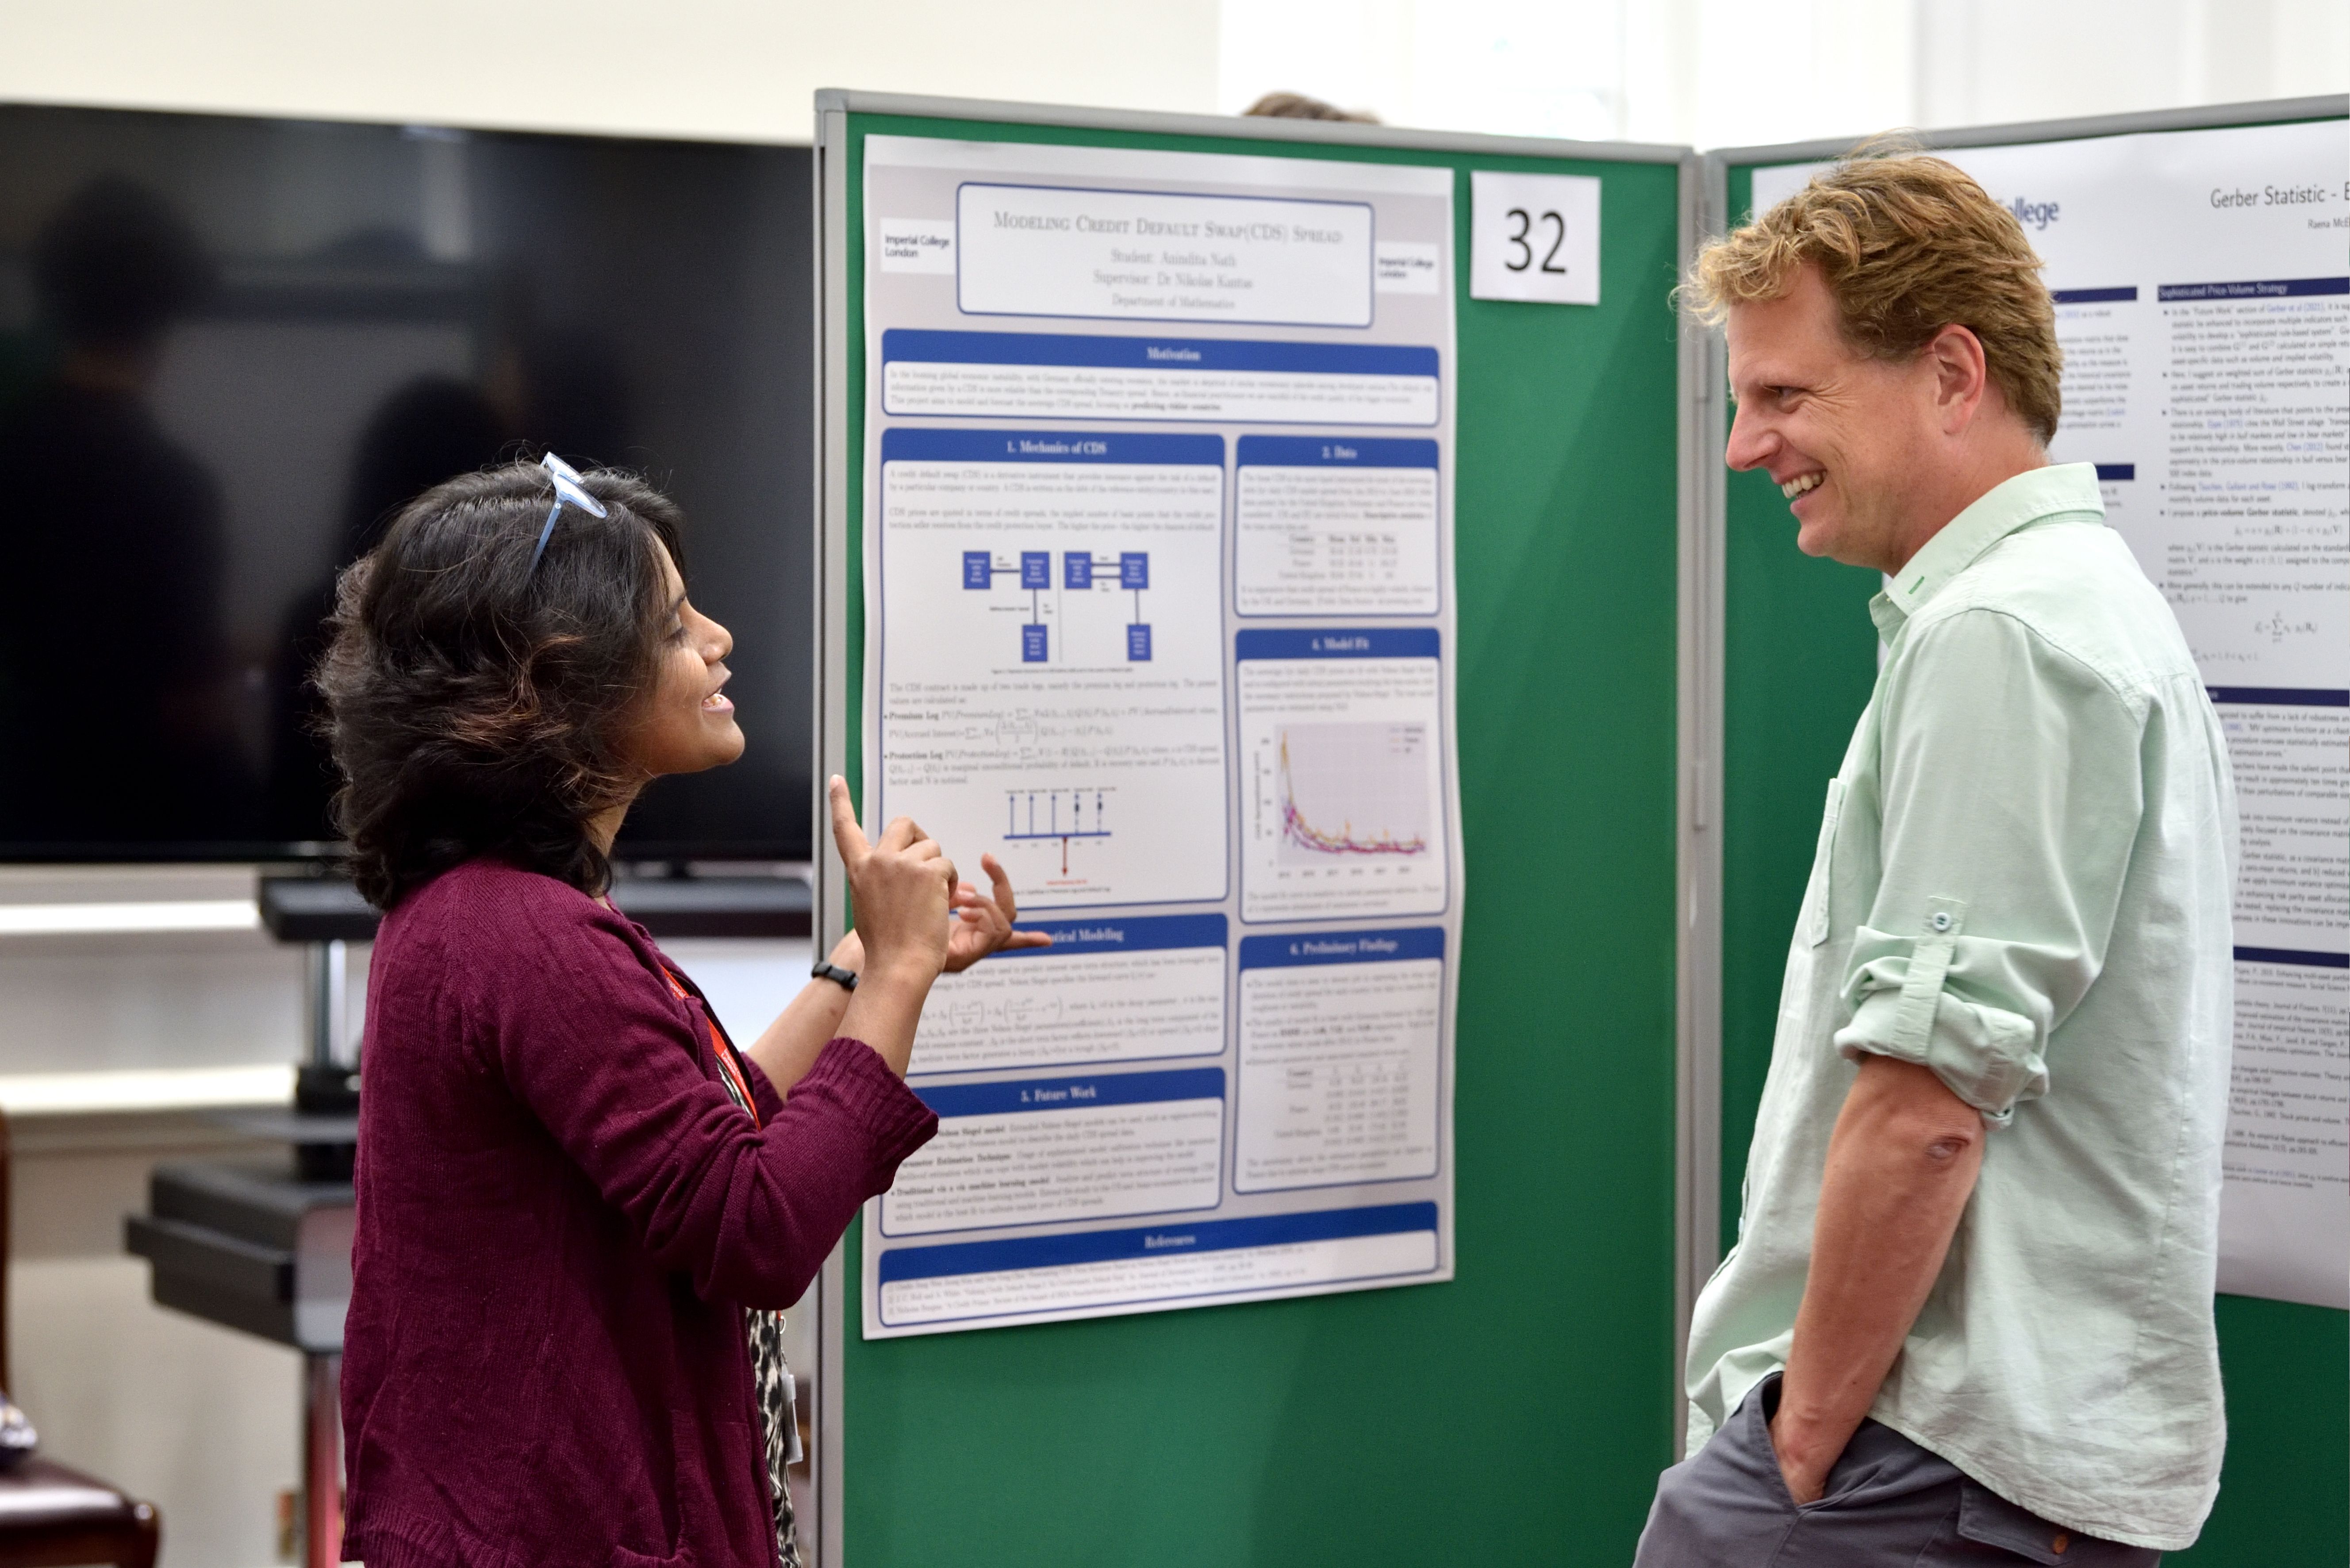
876, 1201, 1439, 1284
2094, 464, 2135, 482
2157, 276, 2349, 302
1240, 927, 1445, 969
881, 427, 1223, 466
989, 912, 1228, 958
2208, 687, 2350, 707
1236, 436, 1440, 470
883, 328, 1439, 378
1234, 628, 1440, 661
2235, 947, 2350, 969
912, 1067, 1225, 1120
2052, 286, 2139, 304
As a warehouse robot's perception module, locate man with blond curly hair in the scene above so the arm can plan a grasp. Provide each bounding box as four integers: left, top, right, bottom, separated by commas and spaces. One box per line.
1636, 149, 2235, 1564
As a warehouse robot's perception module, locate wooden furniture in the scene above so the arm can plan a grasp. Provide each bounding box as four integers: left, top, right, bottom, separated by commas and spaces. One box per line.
0, 1109, 161, 1568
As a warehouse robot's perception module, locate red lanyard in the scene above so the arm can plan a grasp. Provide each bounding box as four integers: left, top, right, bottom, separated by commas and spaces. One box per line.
661, 966, 759, 1127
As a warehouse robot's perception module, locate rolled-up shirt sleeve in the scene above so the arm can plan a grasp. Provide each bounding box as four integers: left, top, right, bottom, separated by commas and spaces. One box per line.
1832, 605, 2147, 1123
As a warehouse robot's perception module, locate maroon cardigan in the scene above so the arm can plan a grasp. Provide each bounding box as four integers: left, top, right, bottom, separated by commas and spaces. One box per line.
340, 859, 936, 1568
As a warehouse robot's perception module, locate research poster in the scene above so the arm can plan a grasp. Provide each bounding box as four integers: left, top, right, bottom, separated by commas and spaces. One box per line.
1757, 118, 2350, 1309
857, 135, 1464, 1337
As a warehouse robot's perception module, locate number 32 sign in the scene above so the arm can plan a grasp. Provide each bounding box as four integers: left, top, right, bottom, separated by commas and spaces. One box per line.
1469, 170, 1601, 306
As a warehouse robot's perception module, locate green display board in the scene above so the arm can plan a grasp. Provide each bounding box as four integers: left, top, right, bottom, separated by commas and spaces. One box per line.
1717, 115, 2348, 1566
818, 99, 1692, 1566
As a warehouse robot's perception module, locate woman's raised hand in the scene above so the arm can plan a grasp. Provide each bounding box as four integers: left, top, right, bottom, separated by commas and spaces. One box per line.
827, 776, 954, 984
945, 853, 1054, 973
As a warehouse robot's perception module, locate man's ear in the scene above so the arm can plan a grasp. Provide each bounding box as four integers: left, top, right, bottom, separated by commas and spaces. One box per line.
1925, 323, 1990, 434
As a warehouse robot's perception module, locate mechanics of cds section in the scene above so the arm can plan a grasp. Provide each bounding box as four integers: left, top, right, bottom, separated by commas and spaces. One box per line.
877, 428, 1229, 910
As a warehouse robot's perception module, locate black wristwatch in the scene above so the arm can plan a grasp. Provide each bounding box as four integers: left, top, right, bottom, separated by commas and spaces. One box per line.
810, 960, 860, 993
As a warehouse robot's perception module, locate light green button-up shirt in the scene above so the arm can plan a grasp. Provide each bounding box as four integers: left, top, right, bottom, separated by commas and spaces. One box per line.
1685, 464, 2239, 1551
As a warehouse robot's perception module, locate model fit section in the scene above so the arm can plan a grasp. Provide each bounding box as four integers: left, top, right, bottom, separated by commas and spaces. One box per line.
881, 1068, 1226, 1237
1236, 437, 1441, 616
881, 331, 1440, 426
874, 1204, 1441, 1330
1236, 929, 1443, 1192
910, 915, 1228, 1075
878, 429, 1228, 909
956, 183, 1373, 326
1239, 629, 1448, 921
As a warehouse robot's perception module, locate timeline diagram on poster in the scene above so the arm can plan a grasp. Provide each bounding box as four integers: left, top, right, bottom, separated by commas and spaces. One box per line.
1759, 116, 2350, 1310
859, 131, 1463, 1337
1239, 630, 1449, 922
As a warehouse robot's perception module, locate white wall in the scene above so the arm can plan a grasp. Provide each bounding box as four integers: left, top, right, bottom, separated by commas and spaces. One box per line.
1220, 0, 2350, 149
0, 0, 1222, 142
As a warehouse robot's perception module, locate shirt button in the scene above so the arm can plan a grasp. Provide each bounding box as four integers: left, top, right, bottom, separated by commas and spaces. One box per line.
1931, 912, 1953, 932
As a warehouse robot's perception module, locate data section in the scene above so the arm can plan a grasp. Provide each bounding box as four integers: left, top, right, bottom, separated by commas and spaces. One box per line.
1235, 436, 1441, 616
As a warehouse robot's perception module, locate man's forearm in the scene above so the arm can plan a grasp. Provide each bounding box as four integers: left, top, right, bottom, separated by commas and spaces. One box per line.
1773, 1054, 1985, 1501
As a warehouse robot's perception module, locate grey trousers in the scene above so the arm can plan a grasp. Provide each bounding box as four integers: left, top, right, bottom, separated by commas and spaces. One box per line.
1633, 1374, 2161, 1567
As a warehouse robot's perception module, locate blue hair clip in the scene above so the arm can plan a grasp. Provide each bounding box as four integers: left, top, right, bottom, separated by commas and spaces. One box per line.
527, 451, 608, 577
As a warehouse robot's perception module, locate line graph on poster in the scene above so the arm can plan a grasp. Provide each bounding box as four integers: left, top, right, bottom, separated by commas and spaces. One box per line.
1260, 723, 1432, 869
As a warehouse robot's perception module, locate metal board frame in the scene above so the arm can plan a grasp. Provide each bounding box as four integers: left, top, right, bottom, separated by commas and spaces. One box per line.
812, 87, 1716, 1562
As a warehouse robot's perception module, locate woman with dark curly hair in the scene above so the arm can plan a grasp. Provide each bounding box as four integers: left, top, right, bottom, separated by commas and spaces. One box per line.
323, 459, 1040, 1568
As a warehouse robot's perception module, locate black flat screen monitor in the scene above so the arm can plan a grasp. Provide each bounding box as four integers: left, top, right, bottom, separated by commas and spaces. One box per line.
0, 104, 812, 863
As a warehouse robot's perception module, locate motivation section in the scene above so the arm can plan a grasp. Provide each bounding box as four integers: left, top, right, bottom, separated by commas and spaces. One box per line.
881, 330, 1440, 427
1237, 629, 1449, 922
910, 914, 1229, 1075
880, 1068, 1226, 1238
1235, 437, 1441, 617
877, 428, 1227, 909
1236, 929, 1444, 1193
873, 1202, 1440, 1332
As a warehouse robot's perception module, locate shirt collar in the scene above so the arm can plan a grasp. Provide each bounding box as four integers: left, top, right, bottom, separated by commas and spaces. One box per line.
1869, 463, 2105, 643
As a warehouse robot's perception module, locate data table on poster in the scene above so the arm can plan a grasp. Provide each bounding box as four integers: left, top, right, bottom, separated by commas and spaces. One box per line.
1759, 115, 2350, 1308
860, 133, 1468, 1337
